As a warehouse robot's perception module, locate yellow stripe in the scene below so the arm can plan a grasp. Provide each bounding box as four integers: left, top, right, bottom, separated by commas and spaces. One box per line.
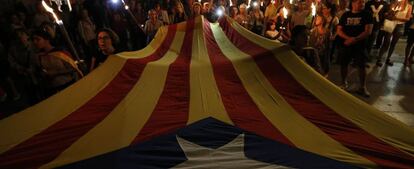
277, 48, 414, 157
0, 56, 126, 153
188, 17, 233, 125
39, 23, 187, 168
210, 22, 376, 167
0, 22, 170, 154
227, 16, 414, 157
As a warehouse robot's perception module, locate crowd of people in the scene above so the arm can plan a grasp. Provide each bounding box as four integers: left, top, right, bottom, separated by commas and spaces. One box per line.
0, 0, 413, 115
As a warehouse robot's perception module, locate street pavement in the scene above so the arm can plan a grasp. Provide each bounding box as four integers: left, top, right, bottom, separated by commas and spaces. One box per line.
328, 37, 414, 127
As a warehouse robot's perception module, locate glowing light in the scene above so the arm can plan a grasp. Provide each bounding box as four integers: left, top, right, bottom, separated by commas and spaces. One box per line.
125, 5, 129, 10
229, 0, 233, 6
261, 1, 264, 6
198, 0, 201, 2
111, 0, 119, 4
247, 0, 251, 8
271, 0, 275, 4
253, 1, 258, 7
42, 0, 62, 24
289, 0, 293, 4
216, 8, 223, 16
282, 6, 288, 19
311, 3, 316, 16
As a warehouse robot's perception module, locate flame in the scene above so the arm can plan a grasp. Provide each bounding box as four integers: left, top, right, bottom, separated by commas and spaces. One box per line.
42, 0, 61, 23
247, 0, 251, 8
229, 0, 233, 6
282, 6, 288, 19
311, 3, 316, 16
289, 0, 293, 4
271, 0, 275, 5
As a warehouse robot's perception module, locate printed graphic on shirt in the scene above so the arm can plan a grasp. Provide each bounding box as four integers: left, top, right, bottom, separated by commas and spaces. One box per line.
346, 17, 362, 26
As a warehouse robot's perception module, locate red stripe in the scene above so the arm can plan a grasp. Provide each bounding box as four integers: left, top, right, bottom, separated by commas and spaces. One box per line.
0, 25, 178, 169
204, 20, 292, 146
132, 19, 195, 144
219, 18, 414, 168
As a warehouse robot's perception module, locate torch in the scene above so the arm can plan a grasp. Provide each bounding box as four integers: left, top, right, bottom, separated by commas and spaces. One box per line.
281, 7, 288, 30
42, 0, 81, 62
311, 2, 316, 27
253, 1, 259, 7
112, 0, 143, 32
282, 6, 288, 19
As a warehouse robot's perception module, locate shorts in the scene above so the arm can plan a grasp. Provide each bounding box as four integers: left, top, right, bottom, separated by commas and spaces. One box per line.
394, 24, 404, 35
339, 45, 368, 68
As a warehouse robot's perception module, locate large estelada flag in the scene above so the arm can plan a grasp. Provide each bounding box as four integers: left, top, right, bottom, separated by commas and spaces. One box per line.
1, 16, 414, 169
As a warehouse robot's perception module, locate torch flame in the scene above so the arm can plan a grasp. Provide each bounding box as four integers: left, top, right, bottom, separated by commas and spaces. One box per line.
282, 6, 288, 19
311, 3, 316, 16
42, 0, 62, 24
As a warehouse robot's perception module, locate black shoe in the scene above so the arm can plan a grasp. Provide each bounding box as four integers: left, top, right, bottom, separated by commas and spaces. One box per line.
385, 60, 393, 66
376, 60, 383, 67
356, 88, 370, 98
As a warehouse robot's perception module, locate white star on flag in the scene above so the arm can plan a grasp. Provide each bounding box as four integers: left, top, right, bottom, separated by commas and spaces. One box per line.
173, 134, 295, 169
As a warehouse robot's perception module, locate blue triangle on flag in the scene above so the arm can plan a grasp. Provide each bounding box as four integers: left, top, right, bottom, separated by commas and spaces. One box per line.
60, 117, 359, 169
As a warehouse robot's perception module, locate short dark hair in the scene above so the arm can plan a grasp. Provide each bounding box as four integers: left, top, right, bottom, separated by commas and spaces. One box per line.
324, 2, 337, 16
349, 0, 358, 10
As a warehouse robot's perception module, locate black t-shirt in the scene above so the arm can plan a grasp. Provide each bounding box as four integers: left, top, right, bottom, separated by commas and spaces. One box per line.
339, 10, 373, 47
364, 0, 389, 27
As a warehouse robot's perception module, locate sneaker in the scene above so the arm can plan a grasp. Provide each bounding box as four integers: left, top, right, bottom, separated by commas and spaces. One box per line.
356, 88, 370, 98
